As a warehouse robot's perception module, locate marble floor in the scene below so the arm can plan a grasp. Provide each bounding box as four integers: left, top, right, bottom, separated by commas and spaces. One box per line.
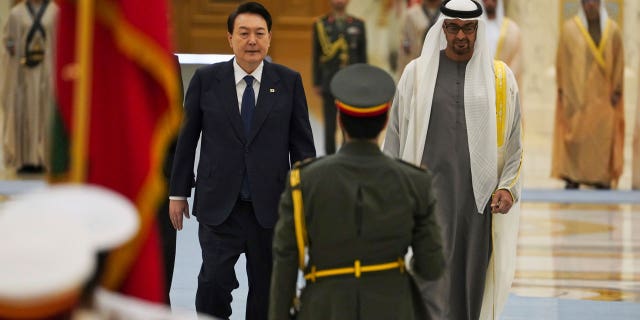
512, 203, 640, 303
3, 146, 639, 318
164, 196, 640, 320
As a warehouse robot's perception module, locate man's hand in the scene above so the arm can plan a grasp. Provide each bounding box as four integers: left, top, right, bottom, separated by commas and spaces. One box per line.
169, 199, 190, 231
5, 42, 15, 56
611, 91, 621, 107
557, 89, 563, 104
313, 85, 323, 96
491, 189, 513, 214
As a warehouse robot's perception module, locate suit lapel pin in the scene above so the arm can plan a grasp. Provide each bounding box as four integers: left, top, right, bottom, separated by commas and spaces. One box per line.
269, 88, 275, 93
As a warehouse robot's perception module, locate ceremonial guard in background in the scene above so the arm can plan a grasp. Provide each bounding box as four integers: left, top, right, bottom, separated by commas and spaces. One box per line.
1, 0, 59, 174
312, 0, 367, 155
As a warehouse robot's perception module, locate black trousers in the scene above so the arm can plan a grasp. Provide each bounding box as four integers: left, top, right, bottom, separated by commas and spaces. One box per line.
322, 91, 337, 155
195, 200, 274, 320
158, 198, 176, 304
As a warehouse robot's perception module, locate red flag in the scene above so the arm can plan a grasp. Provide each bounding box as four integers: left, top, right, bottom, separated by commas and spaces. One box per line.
53, 0, 181, 303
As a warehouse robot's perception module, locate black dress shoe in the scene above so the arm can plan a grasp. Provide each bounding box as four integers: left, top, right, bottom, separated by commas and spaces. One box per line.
17, 165, 45, 174
16, 165, 32, 174
564, 180, 579, 190
31, 165, 45, 173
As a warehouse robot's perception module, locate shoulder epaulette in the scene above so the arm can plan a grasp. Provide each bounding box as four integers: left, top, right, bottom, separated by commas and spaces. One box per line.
395, 158, 428, 172
293, 156, 325, 169
347, 14, 364, 23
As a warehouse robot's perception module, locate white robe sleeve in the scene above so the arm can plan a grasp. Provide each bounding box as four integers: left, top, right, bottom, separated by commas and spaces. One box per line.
496, 67, 523, 203
382, 60, 416, 159
479, 65, 523, 320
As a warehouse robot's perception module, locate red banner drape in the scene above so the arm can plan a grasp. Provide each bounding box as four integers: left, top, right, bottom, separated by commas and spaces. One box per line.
53, 0, 181, 303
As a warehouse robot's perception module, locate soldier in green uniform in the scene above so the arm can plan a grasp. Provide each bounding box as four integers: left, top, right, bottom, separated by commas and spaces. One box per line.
269, 64, 444, 320
312, 0, 367, 155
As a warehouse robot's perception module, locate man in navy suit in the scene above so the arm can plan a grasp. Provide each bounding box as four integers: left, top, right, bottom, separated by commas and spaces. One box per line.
168, 2, 316, 319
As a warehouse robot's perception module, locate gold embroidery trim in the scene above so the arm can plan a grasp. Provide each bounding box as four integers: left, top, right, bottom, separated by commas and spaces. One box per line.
494, 60, 507, 148
304, 258, 405, 282
316, 20, 349, 66
573, 16, 611, 70
290, 168, 307, 270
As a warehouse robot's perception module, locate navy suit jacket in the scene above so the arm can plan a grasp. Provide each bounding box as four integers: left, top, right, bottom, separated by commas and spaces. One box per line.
170, 59, 316, 228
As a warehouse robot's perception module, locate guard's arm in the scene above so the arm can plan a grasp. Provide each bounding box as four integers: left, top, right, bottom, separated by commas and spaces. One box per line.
269, 176, 300, 320
411, 172, 445, 281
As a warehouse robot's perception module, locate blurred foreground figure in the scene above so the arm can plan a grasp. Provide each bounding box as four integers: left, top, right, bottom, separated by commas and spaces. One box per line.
0, 214, 94, 319
270, 63, 444, 320
1, 184, 215, 320
51, 0, 181, 305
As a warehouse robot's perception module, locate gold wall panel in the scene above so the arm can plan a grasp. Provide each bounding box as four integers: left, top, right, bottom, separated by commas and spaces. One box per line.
171, 0, 328, 56
171, 0, 330, 119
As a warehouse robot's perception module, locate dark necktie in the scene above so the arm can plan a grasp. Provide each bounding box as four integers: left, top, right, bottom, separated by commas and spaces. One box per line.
241, 75, 255, 138
240, 75, 254, 200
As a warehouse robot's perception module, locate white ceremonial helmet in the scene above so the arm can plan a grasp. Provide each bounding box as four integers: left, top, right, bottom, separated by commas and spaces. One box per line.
0, 214, 95, 318
0, 184, 140, 318
1, 184, 140, 251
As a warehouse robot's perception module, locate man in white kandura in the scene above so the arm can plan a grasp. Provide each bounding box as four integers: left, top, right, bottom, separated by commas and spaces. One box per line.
383, 0, 523, 319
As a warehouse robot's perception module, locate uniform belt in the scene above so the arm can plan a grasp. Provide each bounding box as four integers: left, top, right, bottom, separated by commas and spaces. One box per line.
304, 258, 405, 282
